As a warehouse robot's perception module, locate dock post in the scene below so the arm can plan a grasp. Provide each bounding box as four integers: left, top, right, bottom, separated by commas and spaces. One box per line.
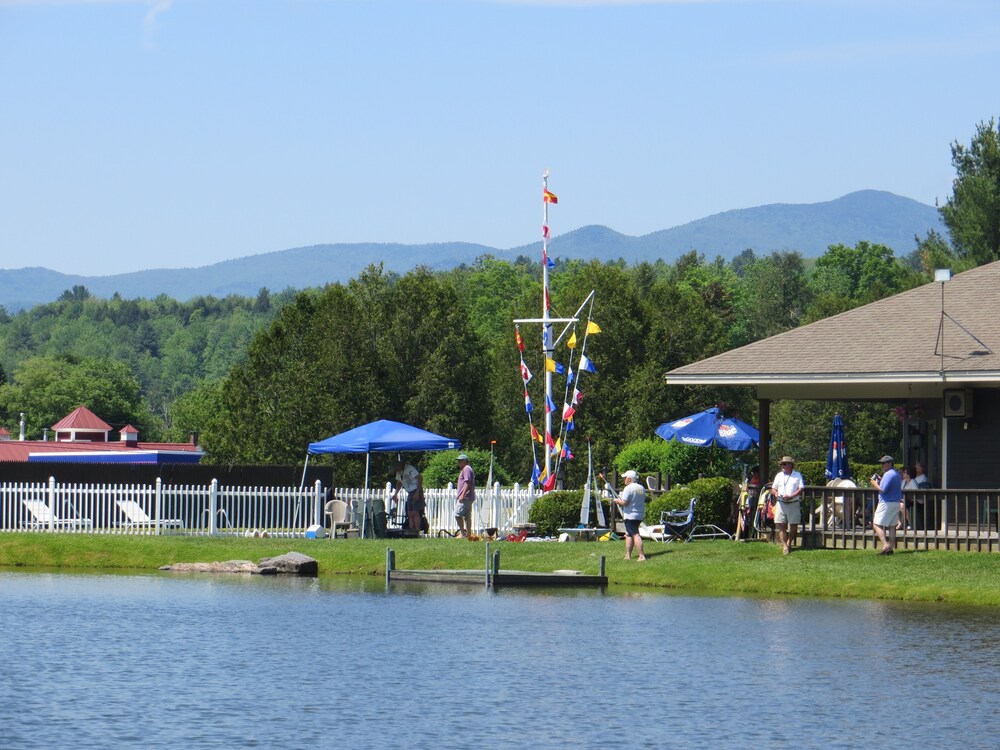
492, 550, 501, 582
599, 555, 606, 578
485, 542, 490, 589
386, 547, 395, 587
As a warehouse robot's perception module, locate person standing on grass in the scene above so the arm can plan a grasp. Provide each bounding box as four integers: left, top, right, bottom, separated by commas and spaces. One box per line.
392, 461, 425, 533
770, 456, 804, 555
454, 453, 476, 538
870, 455, 902, 555
614, 470, 646, 561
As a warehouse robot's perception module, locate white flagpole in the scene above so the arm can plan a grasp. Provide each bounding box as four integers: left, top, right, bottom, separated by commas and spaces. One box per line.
542, 169, 553, 481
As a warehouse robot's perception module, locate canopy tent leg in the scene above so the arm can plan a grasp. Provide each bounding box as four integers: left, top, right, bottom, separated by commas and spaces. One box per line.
299, 454, 310, 491
361, 452, 371, 538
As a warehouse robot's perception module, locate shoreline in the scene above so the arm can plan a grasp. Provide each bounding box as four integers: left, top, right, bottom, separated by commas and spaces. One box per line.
3, 533, 999, 606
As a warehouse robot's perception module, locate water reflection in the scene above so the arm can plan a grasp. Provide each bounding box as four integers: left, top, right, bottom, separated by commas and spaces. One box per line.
1, 571, 998, 750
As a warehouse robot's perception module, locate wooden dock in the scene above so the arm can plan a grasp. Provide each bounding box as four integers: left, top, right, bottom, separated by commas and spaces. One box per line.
384, 546, 608, 589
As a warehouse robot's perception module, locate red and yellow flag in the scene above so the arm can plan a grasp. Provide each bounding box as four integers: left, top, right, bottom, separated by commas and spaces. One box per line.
543, 189, 558, 204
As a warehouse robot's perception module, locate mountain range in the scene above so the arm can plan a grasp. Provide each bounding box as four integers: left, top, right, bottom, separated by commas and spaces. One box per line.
1, 190, 945, 311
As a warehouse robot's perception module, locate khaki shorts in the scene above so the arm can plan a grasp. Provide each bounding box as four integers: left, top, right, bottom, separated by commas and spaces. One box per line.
874, 501, 900, 528
774, 499, 801, 525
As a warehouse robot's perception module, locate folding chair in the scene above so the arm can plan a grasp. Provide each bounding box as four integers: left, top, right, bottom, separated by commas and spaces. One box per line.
660, 497, 697, 542
659, 497, 733, 542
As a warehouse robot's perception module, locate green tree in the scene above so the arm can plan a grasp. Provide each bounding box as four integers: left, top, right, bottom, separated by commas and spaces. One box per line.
0, 355, 160, 439
730, 251, 810, 347
940, 117, 1000, 266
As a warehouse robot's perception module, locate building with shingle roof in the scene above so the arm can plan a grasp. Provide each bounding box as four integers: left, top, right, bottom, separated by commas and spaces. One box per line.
666, 260, 1000, 488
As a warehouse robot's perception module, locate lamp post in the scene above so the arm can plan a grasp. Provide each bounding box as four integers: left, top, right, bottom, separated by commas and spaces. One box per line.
934, 268, 952, 380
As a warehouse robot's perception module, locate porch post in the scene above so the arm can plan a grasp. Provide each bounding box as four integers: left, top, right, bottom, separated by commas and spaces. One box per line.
759, 398, 771, 479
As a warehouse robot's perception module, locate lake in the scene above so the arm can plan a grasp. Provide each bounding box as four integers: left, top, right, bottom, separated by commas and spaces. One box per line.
1, 571, 998, 749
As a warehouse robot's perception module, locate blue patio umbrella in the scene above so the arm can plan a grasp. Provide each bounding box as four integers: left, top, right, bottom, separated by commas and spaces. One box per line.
654, 407, 760, 451
825, 414, 851, 480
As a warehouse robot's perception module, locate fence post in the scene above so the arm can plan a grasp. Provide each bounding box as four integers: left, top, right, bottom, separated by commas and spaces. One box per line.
209, 479, 219, 535
48, 476, 56, 532
155, 477, 163, 536
314, 480, 323, 529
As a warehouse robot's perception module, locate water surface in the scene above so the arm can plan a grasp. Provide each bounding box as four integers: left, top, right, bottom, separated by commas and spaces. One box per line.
1, 571, 997, 749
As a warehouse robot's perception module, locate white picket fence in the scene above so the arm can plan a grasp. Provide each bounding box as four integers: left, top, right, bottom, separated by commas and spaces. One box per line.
0, 477, 536, 538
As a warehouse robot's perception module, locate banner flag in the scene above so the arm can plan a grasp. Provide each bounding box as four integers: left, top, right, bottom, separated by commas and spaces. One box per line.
543, 189, 558, 204
579, 354, 597, 373
586, 321, 602, 334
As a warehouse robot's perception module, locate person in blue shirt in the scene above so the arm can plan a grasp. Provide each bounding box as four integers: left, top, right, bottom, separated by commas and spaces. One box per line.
869, 454, 902, 555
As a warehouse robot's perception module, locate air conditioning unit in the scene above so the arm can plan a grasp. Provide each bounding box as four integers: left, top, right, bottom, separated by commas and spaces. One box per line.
943, 389, 973, 418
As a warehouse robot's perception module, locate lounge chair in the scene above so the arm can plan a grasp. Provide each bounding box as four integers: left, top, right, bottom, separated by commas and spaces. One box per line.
115, 499, 183, 530
658, 497, 732, 542
22, 499, 93, 531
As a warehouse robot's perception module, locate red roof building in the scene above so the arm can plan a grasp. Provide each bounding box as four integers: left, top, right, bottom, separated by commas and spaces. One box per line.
0, 406, 203, 464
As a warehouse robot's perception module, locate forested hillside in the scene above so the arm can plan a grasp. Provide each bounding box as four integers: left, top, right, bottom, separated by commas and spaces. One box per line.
0, 287, 294, 440
0, 243, 925, 480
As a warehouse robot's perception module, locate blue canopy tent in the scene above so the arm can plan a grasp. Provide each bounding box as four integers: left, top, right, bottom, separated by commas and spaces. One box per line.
655, 407, 760, 452
305, 420, 461, 537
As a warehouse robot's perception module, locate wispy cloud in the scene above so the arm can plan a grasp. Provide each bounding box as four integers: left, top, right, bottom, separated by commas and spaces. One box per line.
483, 1, 723, 5
141, 0, 172, 47
756, 28, 1000, 67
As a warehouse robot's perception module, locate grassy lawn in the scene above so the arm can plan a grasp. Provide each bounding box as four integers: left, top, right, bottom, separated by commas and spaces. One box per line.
2, 532, 1000, 606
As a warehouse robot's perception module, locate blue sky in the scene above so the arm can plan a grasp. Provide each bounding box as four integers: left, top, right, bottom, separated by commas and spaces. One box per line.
1, 0, 997, 276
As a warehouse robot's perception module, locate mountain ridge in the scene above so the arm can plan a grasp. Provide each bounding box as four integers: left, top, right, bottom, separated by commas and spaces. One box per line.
0, 190, 945, 310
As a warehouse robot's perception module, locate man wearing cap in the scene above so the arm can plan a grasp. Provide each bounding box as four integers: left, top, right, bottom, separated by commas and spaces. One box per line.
454, 453, 476, 538
870, 455, 902, 555
614, 470, 647, 561
770, 456, 804, 555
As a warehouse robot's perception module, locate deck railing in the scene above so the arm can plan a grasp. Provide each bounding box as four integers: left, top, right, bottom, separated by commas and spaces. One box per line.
800, 486, 1000, 552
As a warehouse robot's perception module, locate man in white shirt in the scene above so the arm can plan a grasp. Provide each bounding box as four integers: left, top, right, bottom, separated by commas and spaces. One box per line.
614, 470, 647, 561
770, 455, 805, 555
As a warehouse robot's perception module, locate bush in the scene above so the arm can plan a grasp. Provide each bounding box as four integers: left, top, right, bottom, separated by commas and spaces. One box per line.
645, 476, 734, 528
423, 449, 514, 488
528, 490, 588, 536
614, 439, 742, 485
613, 439, 670, 475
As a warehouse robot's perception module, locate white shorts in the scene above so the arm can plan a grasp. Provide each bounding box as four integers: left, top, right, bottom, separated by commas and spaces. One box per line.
774, 499, 801, 525
874, 501, 900, 528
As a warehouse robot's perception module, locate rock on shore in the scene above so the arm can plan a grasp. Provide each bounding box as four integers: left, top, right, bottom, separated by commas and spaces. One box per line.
160, 551, 318, 576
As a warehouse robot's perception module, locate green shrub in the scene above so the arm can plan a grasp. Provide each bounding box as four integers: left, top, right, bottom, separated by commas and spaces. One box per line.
645, 476, 734, 528
423, 449, 514, 488
796, 461, 827, 486
613, 439, 670, 475
614, 439, 742, 485
528, 490, 587, 536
